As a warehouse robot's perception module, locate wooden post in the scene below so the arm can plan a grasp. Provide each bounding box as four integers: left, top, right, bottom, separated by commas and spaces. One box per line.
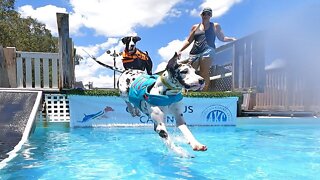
3, 47, 17, 87
68, 38, 75, 87
56, 13, 73, 89
0, 46, 10, 87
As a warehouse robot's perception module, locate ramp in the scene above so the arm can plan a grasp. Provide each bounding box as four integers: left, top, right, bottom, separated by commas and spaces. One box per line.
0, 89, 42, 168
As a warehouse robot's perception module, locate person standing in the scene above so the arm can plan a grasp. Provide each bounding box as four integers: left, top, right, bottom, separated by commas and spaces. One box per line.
177, 7, 236, 91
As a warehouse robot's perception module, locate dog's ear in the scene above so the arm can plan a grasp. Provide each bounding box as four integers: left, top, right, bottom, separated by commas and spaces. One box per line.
121, 37, 130, 44
133, 36, 141, 43
166, 53, 179, 73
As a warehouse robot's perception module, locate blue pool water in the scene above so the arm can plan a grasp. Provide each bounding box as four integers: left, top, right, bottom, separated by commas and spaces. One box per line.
1, 122, 320, 179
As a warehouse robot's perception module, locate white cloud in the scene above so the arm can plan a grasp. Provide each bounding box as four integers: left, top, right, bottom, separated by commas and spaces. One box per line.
155, 39, 193, 73
74, 37, 128, 88
69, 0, 182, 36
18, 5, 68, 36
168, 7, 183, 18
158, 40, 182, 61
154, 62, 168, 74
18, 0, 182, 37
191, 0, 242, 17
75, 53, 123, 88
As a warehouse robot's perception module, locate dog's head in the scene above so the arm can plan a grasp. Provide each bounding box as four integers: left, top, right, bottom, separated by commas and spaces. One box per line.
166, 53, 205, 91
121, 36, 141, 54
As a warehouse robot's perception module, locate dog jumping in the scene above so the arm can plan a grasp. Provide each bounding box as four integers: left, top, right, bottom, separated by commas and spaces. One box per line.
121, 36, 153, 75
118, 52, 207, 152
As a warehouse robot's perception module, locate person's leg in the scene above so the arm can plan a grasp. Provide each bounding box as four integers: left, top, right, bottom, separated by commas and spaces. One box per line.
199, 57, 211, 91
189, 55, 200, 71
191, 60, 200, 71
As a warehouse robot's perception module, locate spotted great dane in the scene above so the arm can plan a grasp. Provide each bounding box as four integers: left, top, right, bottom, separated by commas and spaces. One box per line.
117, 53, 207, 152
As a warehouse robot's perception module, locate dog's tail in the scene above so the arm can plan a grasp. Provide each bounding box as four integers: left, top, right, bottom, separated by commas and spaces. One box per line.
82, 49, 124, 73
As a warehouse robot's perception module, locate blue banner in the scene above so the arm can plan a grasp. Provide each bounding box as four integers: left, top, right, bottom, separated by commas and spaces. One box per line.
68, 95, 238, 127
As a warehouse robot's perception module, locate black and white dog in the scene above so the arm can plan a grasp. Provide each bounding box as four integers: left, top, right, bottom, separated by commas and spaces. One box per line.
121, 36, 153, 75
122, 36, 141, 53
118, 53, 207, 152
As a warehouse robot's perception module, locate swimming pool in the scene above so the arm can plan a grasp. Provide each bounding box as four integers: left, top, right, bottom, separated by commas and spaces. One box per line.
1, 120, 320, 179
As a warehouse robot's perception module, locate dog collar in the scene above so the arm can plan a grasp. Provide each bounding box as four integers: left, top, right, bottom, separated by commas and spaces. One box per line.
160, 74, 180, 91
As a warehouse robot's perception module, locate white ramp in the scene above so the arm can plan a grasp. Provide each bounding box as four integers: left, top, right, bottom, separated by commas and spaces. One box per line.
0, 89, 42, 169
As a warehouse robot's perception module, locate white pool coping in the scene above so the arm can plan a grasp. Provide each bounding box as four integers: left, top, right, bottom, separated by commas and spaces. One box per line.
237, 116, 320, 125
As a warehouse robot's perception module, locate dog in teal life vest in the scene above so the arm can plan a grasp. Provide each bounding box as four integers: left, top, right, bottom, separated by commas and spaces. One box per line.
118, 53, 207, 151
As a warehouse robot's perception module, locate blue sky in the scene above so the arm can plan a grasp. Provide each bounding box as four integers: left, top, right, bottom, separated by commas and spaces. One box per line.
14, 0, 320, 88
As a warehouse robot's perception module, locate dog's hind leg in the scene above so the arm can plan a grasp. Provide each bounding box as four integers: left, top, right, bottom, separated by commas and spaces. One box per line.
134, 107, 141, 117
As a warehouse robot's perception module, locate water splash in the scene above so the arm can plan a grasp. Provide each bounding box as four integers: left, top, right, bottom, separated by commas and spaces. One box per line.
163, 135, 194, 158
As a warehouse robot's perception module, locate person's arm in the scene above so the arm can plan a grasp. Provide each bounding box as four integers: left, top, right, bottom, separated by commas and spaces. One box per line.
177, 24, 199, 55
214, 23, 236, 42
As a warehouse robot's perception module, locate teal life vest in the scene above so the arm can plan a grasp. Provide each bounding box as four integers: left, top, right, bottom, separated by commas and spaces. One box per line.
128, 74, 183, 111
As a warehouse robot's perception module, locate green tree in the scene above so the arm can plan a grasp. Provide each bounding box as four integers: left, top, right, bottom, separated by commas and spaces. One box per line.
0, 0, 14, 13
0, 0, 58, 52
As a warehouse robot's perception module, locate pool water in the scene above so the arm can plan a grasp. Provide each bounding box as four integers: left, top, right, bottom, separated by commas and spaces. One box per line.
1, 122, 320, 179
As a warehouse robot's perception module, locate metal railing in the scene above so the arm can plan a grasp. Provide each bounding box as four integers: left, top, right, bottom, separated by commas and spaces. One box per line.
210, 31, 266, 92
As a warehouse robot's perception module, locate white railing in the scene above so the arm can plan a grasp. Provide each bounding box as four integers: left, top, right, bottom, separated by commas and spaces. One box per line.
16, 51, 61, 90
254, 67, 320, 112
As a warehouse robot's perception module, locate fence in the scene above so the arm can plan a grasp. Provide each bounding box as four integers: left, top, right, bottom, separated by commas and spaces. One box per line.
0, 13, 74, 90
254, 67, 320, 112
16, 51, 61, 90
0, 46, 75, 90
209, 31, 320, 113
